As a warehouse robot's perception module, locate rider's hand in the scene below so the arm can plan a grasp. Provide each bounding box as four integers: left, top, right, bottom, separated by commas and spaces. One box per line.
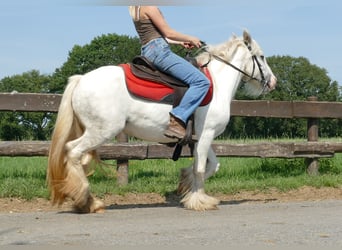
182, 42, 195, 49
182, 36, 202, 49
189, 37, 202, 48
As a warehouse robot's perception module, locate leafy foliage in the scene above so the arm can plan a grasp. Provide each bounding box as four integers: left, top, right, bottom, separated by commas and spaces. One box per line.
0, 34, 341, 140
0, 34, 140, 140
0, 71, 53, 140
266, 56, 339, 102
50, 33, 140, 93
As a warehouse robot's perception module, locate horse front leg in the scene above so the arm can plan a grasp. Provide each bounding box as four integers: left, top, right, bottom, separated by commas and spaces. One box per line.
177, 147, 219, 194
179, 141, 220, 211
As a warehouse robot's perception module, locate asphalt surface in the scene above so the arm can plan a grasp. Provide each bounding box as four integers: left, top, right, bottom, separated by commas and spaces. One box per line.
1, 200, 342, 247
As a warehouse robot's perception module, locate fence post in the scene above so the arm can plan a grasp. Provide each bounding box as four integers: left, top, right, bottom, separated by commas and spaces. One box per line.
306, 96, 319, 175
116, 132, 129, 185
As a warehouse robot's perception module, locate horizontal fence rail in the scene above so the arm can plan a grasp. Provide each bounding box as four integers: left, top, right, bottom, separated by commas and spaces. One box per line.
1, 141, 342, 159
1, 93, 342, 118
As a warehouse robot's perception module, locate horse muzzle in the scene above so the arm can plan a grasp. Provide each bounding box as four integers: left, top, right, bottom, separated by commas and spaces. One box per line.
266, 75, 277, 91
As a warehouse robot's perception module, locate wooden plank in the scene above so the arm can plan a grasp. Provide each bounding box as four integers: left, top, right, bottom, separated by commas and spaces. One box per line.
98, 143, 148, 160
0, 93, 61, 112
231, 100, 342, 118
147, 143, 193, 159
1, 93, 342, 118
293, 141, 342, 154
212, 142, 334, 158
231, 100, 294, 118
0, 141, 49, 156
292, 101, 342, 118
0, 141, 339, 159
0, 141, 150, 159
212, 142, 293, 157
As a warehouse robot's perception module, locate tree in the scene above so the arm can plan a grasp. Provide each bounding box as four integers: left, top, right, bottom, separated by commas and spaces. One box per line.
0, 71, 53, 140
0, 34, 142, 140
225, 55, 341, 139
266, 56, 339, 102
50, 33, 140, 93
2, 35, 340, 140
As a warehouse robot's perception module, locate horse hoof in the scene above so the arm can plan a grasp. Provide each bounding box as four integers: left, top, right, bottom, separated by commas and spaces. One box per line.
73, 195, 105, 213
181, 191, 220, 211
92, 199, 106, 213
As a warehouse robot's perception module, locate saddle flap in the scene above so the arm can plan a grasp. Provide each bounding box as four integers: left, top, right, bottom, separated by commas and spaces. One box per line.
132, 56, 157, 71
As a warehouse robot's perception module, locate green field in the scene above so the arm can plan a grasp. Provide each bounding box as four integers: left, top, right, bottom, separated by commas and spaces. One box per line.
1, 148, 342, 200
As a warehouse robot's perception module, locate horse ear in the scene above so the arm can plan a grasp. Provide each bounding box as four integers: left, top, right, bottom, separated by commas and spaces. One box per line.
243, 30, 252, 45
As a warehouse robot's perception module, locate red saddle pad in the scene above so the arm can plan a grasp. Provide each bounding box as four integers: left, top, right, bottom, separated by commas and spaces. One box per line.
120, 63, 213, 106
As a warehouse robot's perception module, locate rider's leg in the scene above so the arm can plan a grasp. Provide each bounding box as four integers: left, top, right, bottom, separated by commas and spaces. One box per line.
141, 38, 210, 139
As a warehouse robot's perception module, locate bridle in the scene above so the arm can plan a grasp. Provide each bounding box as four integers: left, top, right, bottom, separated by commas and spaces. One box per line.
199, 42, 269, 91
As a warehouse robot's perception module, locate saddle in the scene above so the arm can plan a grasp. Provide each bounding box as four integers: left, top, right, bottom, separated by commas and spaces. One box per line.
120, 56, 213, 160
131, 56, 192, 107
121, 56, 213, 107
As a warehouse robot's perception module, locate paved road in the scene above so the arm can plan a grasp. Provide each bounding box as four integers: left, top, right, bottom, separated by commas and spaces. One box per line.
1, 200, 342, 247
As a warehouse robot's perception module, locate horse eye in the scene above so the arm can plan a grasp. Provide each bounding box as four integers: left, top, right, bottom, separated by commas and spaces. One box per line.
260, 55, 265, 60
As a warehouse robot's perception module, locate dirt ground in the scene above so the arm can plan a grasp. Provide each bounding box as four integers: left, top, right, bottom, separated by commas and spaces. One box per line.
1, 186, 342, 213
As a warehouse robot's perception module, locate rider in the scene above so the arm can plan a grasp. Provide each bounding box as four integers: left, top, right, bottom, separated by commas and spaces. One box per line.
129, 6, 210, 140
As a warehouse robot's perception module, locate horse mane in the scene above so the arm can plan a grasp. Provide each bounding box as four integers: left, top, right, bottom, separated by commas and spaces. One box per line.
196, 35, 243, 65
196, 32, 262, 67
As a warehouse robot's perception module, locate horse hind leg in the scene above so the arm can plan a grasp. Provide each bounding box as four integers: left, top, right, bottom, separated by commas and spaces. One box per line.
204, 147, 220, 180
63, 134, 108, 213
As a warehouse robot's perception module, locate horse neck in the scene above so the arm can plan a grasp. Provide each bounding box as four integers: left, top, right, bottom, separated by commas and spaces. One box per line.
209, 48, 246, 103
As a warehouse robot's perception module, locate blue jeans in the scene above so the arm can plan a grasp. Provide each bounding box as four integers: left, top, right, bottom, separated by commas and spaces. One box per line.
141, 38, 210, 124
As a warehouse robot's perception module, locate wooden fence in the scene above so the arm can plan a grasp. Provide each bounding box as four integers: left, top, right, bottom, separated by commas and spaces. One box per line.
1, 93, 342, 184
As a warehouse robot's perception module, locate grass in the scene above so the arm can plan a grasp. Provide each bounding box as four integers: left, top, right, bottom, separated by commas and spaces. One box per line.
0, 157, 48, 199
1, 151, 342, 200
208, 156, 342, 194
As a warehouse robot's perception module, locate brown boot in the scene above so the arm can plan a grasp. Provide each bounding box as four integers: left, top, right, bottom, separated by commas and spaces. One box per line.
164, 115, 186, 140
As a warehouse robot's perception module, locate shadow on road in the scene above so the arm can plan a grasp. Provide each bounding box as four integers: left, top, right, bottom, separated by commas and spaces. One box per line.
105, 191, 278, 210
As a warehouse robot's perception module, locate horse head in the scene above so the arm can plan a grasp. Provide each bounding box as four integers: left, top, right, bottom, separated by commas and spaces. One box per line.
240, 30, 277, 96
197, 30, 277, 97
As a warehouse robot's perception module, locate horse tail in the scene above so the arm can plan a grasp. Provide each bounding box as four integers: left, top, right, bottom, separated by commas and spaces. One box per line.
47, 75, 84, 205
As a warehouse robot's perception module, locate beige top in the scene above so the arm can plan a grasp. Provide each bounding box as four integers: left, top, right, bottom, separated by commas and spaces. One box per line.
132, 6, 163, 45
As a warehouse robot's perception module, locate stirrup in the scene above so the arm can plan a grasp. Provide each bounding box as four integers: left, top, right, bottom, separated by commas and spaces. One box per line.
178, 118, 197, 145
172, 119, 197, 161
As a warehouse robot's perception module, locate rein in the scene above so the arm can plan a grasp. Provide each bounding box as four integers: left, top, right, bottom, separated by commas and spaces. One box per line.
198, 42, 268, 90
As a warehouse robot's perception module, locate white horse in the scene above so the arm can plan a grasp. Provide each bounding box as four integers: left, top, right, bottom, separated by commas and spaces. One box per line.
47, 31, 277, 213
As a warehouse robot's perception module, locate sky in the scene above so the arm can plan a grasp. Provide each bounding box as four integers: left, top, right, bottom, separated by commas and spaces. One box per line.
1, 0, 342, 85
